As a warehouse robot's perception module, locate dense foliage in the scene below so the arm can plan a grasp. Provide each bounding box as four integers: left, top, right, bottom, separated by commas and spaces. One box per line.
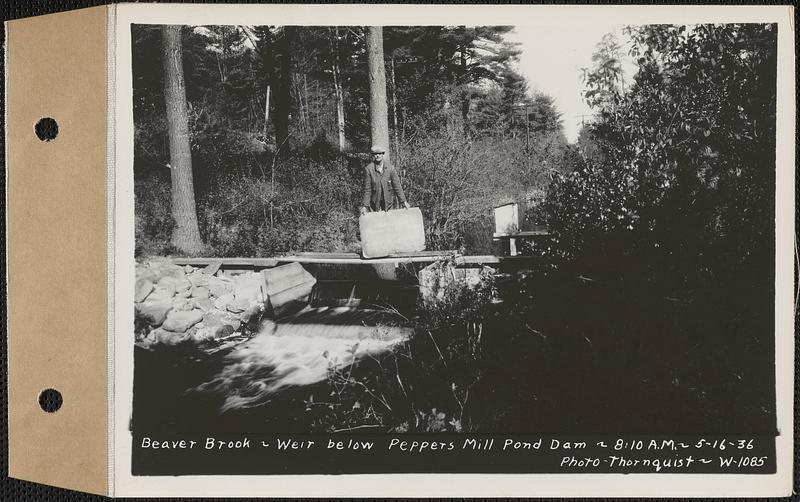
546, 24, 776, 294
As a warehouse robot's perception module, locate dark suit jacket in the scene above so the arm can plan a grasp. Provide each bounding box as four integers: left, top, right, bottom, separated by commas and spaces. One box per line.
362, 161, 407, 210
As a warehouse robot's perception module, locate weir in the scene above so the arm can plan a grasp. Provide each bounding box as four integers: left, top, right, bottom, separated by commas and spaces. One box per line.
137, 252, 539, 417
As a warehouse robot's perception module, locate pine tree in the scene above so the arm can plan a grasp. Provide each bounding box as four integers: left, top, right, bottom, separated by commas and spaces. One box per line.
162, 25, 204, 255
367, 26, 391, 163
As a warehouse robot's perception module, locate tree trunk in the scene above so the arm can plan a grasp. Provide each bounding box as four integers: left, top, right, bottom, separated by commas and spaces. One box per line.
460, 46, 471, 136
331, 27, 347, 151
390, 55, 401, 162
274, 26, 294, 155
263, 84, 270, 140
367, 26, 391, 164
162, 25, 204, 255
303, 74, 309, 132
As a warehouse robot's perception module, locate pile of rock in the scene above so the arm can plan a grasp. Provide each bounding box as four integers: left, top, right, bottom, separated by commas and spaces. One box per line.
135, 261, 266, 348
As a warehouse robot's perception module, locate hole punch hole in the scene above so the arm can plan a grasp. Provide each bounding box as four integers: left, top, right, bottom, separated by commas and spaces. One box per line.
34, 117, 58, 142
39, 388, 63, 413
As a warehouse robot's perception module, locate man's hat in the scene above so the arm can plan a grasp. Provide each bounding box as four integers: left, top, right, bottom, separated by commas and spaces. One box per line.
370, 145, 386, 154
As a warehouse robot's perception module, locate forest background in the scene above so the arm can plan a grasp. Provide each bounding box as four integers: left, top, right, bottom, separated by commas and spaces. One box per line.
134, 25, 576, 257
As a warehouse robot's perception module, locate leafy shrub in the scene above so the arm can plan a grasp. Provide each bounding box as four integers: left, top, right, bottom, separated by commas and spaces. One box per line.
197, 152, 361, 257
545, 24, 776, 292
134, 176, 175, 257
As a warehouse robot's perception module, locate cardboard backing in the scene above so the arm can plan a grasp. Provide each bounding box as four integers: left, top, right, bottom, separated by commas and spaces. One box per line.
6, 5, 109, 496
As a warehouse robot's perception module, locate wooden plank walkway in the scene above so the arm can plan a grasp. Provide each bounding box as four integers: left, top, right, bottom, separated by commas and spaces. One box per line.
169, 252, 515, 268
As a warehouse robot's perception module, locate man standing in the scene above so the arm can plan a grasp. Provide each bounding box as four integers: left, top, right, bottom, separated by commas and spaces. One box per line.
360, 145, 411, 215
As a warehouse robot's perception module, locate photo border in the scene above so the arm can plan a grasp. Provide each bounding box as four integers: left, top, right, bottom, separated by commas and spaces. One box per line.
112, 3, 795, 497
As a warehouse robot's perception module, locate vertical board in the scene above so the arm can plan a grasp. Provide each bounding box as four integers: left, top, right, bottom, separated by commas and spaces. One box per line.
358, 207, 426, 259
494, 202, 519, 235
6, 6, 109, 495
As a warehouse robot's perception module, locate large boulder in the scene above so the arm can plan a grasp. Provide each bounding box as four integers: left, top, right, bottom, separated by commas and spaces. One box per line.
175, 288, 191, 299
214, 293, 235, 310
193, 297, 215, 313
241, 303, 264, 324
172, 297, 194, 311
155, 277, 177, 298
150, 328, 190, 346
199, 310, 241, 339
162, 309, 204, 333
207, 276, 231, 298
188, 272, 210, 288
191, 286, 210, 299
135, 266, 159, 284
136, 300, 173, 327
173, 277, 192, 298
149, 262, 186, 280
134, 278, 155, 303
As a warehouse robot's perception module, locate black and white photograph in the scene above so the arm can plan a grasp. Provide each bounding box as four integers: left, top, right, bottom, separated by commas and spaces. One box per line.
118, 4, 792, 495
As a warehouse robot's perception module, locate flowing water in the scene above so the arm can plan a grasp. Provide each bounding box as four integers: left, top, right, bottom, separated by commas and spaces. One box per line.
192, 305, 412, 412
132, 273, 418, 431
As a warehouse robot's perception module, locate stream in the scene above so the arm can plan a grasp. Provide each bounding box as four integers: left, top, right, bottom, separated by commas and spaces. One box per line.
132, 278, 416, 433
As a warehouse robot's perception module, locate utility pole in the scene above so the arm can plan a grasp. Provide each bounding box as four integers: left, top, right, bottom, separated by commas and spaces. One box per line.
524, 104, 530, 152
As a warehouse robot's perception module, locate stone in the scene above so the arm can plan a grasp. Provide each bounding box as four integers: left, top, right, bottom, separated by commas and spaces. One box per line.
215, 324, 236, 338
151, 328, 189, 346
202, 311, 225, 328
174, 277, 192, 293
156, 276, 177, 296
135, 266, 159, 284
192, 327, 216, 343
225, 317, 242, 332
152, 262, 186, 279
162, 309, 204, 333
188, 272, 210, 288
227, 303, 245, 314
200, 311, 240, 339
134, 278, 155, 303
135, 338, 155, 350
208, 277, 230, 298
172, 298, 194, 311
147, 286, 175, 306
241, 303, 264, 324
191, 286, 210, 299
214, 293, 235, 310
136, 300, 173, 327
193, 297, 215, 312
203, 260, 223, 276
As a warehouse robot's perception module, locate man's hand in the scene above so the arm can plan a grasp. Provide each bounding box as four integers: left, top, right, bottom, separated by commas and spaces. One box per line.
403, 202, 412, 209
359, 207, 368, 216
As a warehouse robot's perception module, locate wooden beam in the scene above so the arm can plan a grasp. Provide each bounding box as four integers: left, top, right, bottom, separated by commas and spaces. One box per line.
169, 252, 523, 268
493, 230, 550, 238
171, 257, 280, 267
